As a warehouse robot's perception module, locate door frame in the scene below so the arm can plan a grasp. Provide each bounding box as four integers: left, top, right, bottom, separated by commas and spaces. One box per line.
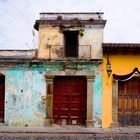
111, 78, 140, 127
111, 79, 120, 127
45, 70, 95, 127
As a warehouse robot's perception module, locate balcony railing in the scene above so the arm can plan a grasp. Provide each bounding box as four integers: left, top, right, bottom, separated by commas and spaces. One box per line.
47, 45, 92, 60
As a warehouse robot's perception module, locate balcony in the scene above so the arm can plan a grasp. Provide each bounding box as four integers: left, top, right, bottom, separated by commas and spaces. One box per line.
46, 45, 92, 60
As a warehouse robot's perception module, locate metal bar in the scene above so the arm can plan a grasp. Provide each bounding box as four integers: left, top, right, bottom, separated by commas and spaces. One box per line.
50, 45, 92, 59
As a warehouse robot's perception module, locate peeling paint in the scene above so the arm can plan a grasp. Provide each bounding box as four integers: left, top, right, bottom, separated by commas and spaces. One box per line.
5, 69, 46, 126
2, 63, 102, 127
38, 24, 103, 59
94, 74, 102, 127
0, 13, 105, 128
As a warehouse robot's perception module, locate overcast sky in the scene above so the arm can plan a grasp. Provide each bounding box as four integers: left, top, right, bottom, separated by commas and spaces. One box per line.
0, 0, 140, 50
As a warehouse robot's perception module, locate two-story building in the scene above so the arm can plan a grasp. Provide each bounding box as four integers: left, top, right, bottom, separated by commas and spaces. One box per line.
0, 13, 106, 127
2, 12, 140, 128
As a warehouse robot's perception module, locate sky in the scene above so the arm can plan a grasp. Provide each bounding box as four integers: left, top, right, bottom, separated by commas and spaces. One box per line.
0, 0, 140, 50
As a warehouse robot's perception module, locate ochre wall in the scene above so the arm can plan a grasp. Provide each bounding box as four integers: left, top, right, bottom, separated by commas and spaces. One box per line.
38, 25, 103, 59
102, 54, 140, 128
38, 26, 63, 58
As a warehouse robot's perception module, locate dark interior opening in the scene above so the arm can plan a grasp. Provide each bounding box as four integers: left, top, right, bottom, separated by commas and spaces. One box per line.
0, 75, 5, 123
64, 31, 79, 57
0, 76, 5, 86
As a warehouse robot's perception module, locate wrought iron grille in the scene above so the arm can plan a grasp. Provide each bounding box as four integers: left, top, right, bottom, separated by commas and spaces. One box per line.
48, 45, 92, 59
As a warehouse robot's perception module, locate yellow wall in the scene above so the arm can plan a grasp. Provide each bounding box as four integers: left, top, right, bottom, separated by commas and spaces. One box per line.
102, 54, 140, 128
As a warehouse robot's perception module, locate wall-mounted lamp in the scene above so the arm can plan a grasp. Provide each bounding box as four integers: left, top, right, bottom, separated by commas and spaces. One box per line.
106, 58, 112, 77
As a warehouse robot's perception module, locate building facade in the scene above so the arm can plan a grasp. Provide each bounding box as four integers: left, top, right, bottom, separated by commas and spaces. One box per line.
102, 43, 140, 128
1, 13, 139, 128
0, 13, 106, 127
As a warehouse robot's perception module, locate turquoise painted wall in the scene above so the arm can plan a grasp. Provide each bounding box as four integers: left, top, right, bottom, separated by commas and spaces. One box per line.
94, 74, 102, 127
0, 63, 102, 127
5, 69, 46, 126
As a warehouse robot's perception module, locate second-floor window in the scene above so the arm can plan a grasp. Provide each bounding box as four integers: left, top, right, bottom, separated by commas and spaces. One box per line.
64, 31, 79, 57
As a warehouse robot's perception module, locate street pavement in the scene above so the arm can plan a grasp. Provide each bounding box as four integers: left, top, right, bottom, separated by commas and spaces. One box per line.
0, 126, 139, 139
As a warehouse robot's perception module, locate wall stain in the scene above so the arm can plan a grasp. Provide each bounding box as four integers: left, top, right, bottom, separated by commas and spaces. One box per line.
3, 63, 102, 127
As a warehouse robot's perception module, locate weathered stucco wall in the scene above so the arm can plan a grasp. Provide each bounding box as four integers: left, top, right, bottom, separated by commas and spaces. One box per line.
102, 54, 140, 128
5, 69, 46, 126
0, 50, 36, 59
38, 25, 103, 59
94, 74, 102, 127
38, 27, 63, 59
79, 26, 103, 59
0, 63, 102, 127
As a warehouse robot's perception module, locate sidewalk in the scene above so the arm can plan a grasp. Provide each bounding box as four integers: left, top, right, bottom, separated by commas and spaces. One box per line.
0, 126, 140, 133
0, 126, 139, 140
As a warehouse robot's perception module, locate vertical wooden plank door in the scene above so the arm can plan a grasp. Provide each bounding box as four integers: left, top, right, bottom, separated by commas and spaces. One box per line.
0, 75, 5, 123
53, 76, 87, 125
118, 77, 140, 126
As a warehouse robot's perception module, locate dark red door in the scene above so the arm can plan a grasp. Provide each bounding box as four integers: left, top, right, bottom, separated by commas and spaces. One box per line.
0, 75, 5, 123
53, 76, 87, 125
118, 77, 140, 126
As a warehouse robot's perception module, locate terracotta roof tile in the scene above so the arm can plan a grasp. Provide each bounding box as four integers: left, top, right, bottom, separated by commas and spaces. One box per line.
103, 43, 140, 54
103, 43, 140, 48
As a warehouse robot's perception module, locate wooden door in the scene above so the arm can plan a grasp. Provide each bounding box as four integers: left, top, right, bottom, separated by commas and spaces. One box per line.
118, 77, 140, 126
0, 75, 5, 123
53, 76, 87, 125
